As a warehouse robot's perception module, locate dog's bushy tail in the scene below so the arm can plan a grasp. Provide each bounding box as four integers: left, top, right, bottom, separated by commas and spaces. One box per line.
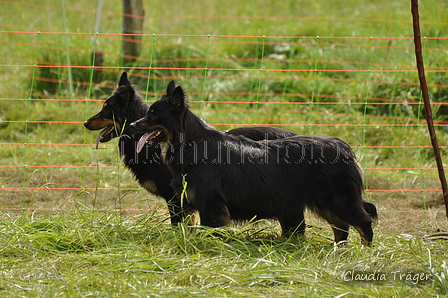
363, 201, 378, 221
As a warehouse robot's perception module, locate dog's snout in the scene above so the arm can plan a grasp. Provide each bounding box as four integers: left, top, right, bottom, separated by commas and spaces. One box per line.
130, 121, 139, 130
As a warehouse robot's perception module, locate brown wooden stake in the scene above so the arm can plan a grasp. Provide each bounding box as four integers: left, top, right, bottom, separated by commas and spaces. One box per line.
411, 0, 448, 218
123, 0, 144, 66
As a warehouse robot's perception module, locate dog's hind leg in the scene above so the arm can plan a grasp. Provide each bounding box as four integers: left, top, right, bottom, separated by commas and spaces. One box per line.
315, 209, 350, 244
362, 201, 378, 221
354, 201, 377, 246
352, 222, 374, 246
322, 204, 374, 246
278, 211, 306, 238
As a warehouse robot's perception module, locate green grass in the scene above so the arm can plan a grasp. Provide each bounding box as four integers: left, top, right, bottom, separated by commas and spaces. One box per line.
0, 212, 447, 297
1, 0, 448, 296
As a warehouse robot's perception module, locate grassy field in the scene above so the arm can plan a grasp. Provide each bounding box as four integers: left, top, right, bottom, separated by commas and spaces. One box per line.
1, 211, 448, 297
1, 0, 448, 296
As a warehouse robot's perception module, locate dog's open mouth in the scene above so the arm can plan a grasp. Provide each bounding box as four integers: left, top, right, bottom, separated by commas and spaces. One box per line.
95, 126, 116, 149
136, 130, 162, 153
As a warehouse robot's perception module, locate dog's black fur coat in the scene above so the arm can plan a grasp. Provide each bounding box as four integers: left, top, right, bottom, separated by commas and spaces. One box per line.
84, 72, 296, 224
131, 81, 377, 245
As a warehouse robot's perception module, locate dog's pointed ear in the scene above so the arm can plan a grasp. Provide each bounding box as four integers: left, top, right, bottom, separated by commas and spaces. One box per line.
117, 72, 134, 104
169, 86, 185, 111
166, 80, 176, 95
119, 72, 131, 86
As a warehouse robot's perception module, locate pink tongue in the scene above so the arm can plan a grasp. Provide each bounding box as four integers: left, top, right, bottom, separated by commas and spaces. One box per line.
136, 131, 159, 153
95, 128, 112, 149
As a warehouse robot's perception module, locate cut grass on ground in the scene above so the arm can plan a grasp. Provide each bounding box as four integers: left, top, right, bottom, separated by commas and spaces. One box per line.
0, 211, 447, 297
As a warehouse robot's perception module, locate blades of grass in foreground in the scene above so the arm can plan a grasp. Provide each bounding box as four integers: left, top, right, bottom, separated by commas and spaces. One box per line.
0, 212, 446, 297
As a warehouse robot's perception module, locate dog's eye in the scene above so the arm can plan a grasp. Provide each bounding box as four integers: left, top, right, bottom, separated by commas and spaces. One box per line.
104, 100, 116, 108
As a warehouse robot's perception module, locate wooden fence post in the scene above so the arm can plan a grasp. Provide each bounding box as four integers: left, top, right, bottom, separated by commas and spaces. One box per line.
411, 0, 448, 218
123, 0, 144, 66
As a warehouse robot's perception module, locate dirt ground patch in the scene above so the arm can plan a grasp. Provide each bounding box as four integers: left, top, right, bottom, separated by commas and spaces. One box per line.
1, 167, 447, 240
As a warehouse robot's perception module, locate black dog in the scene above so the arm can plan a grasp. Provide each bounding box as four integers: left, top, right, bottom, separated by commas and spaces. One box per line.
84, 72, 296, 224
130, 81, 377, 245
